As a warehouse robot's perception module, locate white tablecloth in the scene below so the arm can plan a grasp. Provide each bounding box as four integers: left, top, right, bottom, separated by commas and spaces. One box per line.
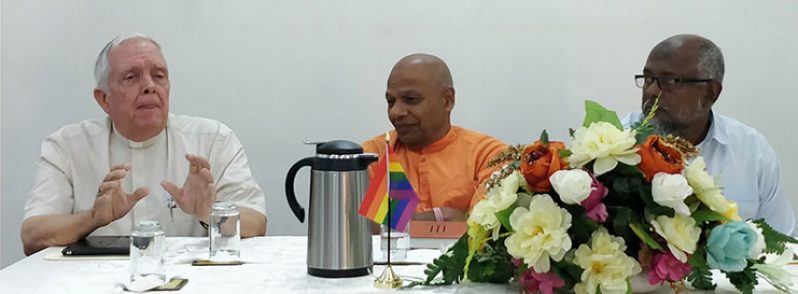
0, 236, 793, 293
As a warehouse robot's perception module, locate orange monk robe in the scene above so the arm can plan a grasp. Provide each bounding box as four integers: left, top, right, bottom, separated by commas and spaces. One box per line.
362, 126, 507, 213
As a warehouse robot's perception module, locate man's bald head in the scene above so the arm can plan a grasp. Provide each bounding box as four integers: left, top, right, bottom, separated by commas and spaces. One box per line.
385, 53, 455, 150
389, 54, 453, 89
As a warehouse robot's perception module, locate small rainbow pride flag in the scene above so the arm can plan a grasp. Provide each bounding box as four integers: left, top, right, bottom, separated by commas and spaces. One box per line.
358, 134, 419, 231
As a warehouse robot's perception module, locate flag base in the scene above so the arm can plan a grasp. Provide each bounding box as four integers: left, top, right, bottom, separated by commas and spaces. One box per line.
374, 264, 403, 289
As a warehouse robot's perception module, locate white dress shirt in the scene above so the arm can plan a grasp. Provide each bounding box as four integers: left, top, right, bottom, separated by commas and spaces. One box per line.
24, 113, 267, 236
622, 111, 795, 234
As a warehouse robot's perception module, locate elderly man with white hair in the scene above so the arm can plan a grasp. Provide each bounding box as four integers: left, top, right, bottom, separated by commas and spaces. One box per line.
21, 33, 268, 255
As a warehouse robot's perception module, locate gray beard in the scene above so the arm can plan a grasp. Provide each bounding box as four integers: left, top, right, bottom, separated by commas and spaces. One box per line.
650, 118, 688, 138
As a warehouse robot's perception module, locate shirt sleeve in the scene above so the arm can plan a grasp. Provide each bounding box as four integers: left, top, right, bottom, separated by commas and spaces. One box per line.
210, 125, 267, 219
756, 141, 795, 235
24, 136, 75, 220
361, 137, 382, 178
469, 137, 508, 210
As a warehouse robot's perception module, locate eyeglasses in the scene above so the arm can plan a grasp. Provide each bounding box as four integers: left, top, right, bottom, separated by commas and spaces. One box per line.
634, 74, 712, 90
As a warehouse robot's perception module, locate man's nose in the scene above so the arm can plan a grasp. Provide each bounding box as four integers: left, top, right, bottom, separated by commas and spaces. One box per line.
388, 103, 408, 119
141, 75, 156, 95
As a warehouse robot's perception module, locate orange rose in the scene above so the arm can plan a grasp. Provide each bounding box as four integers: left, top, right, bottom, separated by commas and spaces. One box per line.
520, 141, 568, 192
638, 135, 684, 182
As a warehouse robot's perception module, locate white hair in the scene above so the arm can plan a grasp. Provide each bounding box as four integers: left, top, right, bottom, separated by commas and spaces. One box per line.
94, 33, 163, 91
697, 41, 725, 83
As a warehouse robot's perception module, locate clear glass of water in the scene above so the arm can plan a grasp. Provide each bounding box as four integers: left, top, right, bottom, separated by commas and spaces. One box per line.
209, 201, 240, 261
380, 224, 410, 261
130, 220, 166, 283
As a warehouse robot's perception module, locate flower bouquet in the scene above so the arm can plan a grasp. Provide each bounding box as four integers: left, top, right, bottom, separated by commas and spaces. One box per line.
407, 100, 797, 293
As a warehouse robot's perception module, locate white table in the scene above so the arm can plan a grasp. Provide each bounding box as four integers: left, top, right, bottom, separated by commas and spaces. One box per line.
0, 236, 793, 293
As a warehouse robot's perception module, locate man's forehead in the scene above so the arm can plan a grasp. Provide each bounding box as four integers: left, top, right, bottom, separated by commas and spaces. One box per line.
108, 39, 166, 68
645, 47, 699, 75
389, 62, 440, 85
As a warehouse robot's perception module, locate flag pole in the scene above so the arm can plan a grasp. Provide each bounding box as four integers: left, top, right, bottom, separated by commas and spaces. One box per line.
375, 131, 402, 289
385, 132, 391, 266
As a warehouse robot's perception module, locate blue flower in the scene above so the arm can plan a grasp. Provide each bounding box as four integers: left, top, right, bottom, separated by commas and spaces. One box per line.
706, 221, 758, 272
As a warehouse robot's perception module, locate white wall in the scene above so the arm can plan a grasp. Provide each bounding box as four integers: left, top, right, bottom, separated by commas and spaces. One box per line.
2, 0, 797, 268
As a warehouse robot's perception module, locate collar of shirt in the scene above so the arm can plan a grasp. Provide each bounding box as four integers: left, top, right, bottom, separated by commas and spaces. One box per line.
697, 111, 731, 149
110, 119, 167, 149
392, 126, 460, 154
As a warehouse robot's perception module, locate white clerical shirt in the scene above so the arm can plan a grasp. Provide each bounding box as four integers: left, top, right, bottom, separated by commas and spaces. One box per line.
24, 113, 267, 236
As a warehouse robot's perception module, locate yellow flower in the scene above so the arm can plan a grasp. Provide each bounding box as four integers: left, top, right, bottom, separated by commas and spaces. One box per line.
569, 122, 640, 176
504, 194, 572, 273
468, 171, 521, 231
650, 214, 701, 263
684, 157, 740, 219
724, 201, 741, 221
574, 229, 641, 294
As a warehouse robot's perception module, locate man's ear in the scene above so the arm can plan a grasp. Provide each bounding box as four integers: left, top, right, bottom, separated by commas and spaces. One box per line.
705, 80, 722, 105
442, 86, 455, 112
93, 88, 111, 114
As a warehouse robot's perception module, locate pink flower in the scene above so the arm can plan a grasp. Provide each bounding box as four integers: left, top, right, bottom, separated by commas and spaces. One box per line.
647, 251, 692, 285
519, 268, 565, 294
581, 174, 608, 223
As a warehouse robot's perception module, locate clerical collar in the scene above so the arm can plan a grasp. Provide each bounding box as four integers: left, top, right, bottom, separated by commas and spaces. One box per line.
111, 124, 166, 149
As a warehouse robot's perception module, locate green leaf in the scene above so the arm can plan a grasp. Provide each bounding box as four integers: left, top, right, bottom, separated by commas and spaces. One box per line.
725, 262, 757, 294
539, 130, 549, 145
495, 206, 516, 232
567, 205, 601, 245
686, 247, 717, 290
569, 128, 576, 137
406, 233, 469, 288
691, 208, 730, 223
753, 219, 798, 254
583, 100, 623, 130
629, 223, 662, 250
611, 207, 634, 239
466, 240, 514, 283
552, 260, 582, 291
634, 122, 655, 145
515, 193, 532, 210
611, 163, 644, 176
558, 149, 572, 159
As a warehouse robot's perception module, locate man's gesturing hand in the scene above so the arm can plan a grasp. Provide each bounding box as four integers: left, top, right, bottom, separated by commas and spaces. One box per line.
161, 154, 216, 222
91, 163, 150, 227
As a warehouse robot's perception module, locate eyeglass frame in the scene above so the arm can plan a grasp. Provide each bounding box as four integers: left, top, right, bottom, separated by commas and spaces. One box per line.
634, 74, 713, 90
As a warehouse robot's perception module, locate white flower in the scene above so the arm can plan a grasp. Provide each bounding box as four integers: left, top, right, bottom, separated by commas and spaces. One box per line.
753, 248, 796, 292
746, 221, 766, 258
683, 157, 714, 189
504, 194, 572, 273
549, 169, 593, 205
569, 122, 640, 176
574, 228, 642, 294
468, 171, 522, 230
651, 172, 693, 216
650, 214, 701, 263
684, 157, 740, 219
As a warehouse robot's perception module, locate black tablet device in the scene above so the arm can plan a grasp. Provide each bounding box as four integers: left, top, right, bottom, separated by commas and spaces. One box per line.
62, 236, 130, 256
